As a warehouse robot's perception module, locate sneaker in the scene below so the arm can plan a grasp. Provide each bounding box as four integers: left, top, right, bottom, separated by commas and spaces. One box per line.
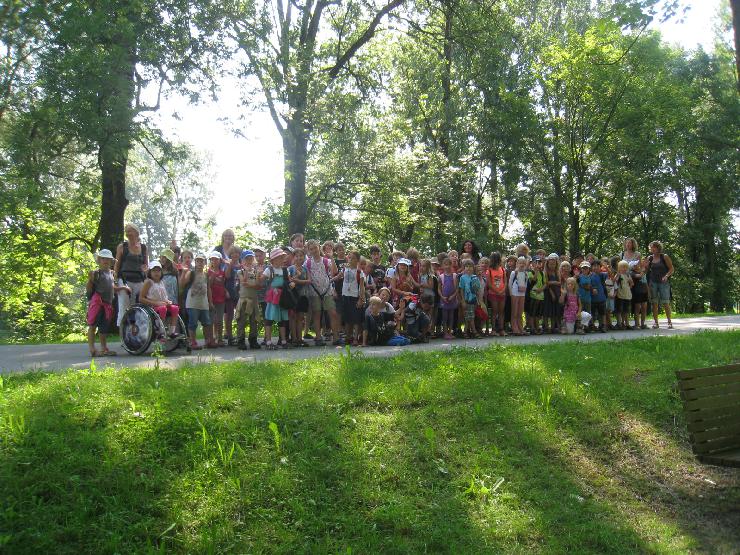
314, 339, 326, 347
332, 339, 345, 346
304, 333, 314, 339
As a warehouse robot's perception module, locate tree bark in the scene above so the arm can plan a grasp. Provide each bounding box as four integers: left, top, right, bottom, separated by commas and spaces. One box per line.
284, 116, 309, 235
98, 147, 130, 252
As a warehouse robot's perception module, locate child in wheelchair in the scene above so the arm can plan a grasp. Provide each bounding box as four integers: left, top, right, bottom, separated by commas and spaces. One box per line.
140, 261, 184, 340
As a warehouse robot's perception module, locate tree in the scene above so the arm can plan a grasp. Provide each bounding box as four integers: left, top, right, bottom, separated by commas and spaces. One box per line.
228, 0, 405, 234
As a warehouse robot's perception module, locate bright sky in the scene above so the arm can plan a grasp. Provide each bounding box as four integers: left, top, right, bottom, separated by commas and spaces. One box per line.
153, 0, 724, 239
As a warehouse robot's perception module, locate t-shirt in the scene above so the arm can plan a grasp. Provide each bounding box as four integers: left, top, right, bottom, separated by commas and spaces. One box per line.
577, 274, 593, 302
615, 273, 632, 300
459, 273, 481, 303
529, 271, 545, 301
208, 268, 226, 304
306, 257, 332, 297
289, 265, 309, 296
590, 273, 607, 303
341, 267, 365, 297
508, 270, 528, 297
238, 266, 259, 299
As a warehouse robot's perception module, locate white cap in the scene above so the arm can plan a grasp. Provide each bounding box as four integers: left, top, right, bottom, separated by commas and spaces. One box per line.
396, 258, 412, 266
149, 260, 162, 270
208, 251, 223, 260
194, 253, 207, 261
96, 249, 114, 260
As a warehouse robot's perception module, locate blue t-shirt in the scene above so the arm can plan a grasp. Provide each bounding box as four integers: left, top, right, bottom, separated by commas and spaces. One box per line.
458, 273, 480, 303
590, 272, 607, 303
577, 274, 593, 302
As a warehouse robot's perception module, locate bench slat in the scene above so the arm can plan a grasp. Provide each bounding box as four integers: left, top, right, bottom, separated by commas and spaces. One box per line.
683, 392, 740, 412
676, 363, 740, 379
683, 404, 740, 422
687, 413, 740, 433
691, 422, 740, 442
680, 381, 740, 401
677, 372, 740, 390
698, 448, 740, 468
692, 434, 740, 454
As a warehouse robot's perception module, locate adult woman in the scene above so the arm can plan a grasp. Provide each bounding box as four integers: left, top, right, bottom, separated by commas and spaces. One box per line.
460, 240, 481, 264
114, 223, 149, 326
214, 228, 236, 258
647, 241, 674, 329
621, 237, 641, 263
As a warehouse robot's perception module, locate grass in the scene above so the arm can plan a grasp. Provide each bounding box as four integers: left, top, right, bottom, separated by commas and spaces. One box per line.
1, 332, 739, 554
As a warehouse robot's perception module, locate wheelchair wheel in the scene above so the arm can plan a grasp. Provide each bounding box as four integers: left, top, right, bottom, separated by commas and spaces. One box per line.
162, 315, 188, 353
120, 304, 155, 355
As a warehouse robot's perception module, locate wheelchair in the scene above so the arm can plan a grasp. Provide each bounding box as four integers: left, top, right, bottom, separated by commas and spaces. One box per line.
119, 303, 190, 355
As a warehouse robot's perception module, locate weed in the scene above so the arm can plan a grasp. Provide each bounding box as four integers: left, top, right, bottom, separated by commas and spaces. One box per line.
268, 421, 281, 453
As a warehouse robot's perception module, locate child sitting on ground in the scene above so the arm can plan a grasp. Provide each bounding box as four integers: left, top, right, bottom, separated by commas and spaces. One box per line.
362, 296, 398, 346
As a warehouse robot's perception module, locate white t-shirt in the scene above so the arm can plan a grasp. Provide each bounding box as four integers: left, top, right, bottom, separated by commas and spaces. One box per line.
341, 267, 365, 297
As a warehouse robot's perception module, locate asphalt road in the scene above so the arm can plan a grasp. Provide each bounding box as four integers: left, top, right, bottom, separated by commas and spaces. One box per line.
1, 315, 738, 375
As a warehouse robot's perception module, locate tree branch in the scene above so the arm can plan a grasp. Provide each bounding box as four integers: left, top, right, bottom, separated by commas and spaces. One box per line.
325, 0, 405, 80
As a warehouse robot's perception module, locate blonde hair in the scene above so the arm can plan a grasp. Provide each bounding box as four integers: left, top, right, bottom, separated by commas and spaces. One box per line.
369, 296, 383, 307
617, 260, 630, 272
624, 237, 639, 252
559, 261, 572, 274
566, 276, 578, 292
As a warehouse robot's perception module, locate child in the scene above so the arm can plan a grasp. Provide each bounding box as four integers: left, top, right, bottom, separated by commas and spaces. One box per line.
368, 245, 387, 293
401, 293, 432, 342
504, 255, 517, 332
603, 258, 616, 330
508, 256, 528, 336
391, 258, 418, 304
140, 261, 181, 337
527, 256, 546, 334
159, 248, 179, 306
289, 248, 311, 346
418, 259, 438, 338
614, 260, 634, 329
340, 250, 366, 346
406, 247, 421, 282
577, 261, 593, 333
86, 249, 126, 356
306, 239, 341, 346
543, 254, 561, 334
477, 257, 491, 335
561, 277, 585, 335
208, 252, 227, 345
362, 296, 397, 346
458, 259, 482, 338
437, 257, 459, 339
448, 250, 460, 274
589, 260, 608, 332
223, 245, 241, 346
385, 250, 404, 283
263, 248, 290, 349
487, 252, 507, 336
630, 258, 649, 329
235, 250, 262, 350
182, 253, 215, 350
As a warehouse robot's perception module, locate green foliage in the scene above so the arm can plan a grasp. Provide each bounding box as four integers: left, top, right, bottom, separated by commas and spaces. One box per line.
1, 332, 739, 552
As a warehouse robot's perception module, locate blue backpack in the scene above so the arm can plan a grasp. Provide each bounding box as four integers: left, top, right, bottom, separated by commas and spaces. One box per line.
387, 335, 411, 346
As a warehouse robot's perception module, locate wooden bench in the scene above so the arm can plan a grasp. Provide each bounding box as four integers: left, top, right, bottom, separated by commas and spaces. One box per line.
676, 363, 740, 467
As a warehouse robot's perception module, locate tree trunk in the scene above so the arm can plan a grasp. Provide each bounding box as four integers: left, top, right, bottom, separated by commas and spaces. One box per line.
284, 116, 309, 235
99, 146, 130, 252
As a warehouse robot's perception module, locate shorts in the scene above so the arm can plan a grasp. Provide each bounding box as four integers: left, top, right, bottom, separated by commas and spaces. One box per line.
580, 300, 591, 316
607, 297, 615, 312
340, 295, 365, 325
87, 303, 112, 334
527, 298, 544, 318
488, 293, 506, 304
187, 308, 211, 331
649, 281, 671, 304
615, 298, 631, 315
210, 302, 225, 323
464, 302, 475, 321
309, 293, 336, 313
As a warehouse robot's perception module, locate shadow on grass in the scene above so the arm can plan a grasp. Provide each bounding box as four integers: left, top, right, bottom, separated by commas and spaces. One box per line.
1, 331, 738, 553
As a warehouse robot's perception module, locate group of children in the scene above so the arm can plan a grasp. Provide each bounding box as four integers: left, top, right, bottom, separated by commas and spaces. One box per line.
86, 228, 675, 354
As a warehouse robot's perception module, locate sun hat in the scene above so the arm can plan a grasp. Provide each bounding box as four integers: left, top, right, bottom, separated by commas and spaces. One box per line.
253, 245, 266, 253
208, 251, 222, 260
148, 260, 162, 270
547, 253, 559, 260
96, 249, 114, 260
159, 248, 175, 263
396, 258, 411, 267
580, 261, 591, 269
269, 248, 286, 260
194, 253, 207, 261
241, 249, 255, 260
430, 257, 439, 265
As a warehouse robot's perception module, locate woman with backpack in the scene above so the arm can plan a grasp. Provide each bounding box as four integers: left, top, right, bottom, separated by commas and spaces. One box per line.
113, 223, 149, 327
647, 241, 674, 329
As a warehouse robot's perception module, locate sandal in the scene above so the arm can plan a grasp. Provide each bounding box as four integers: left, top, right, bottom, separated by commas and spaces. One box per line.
90, 349, 102, 357
667, 322, 673, 329
101, 349, 117, 356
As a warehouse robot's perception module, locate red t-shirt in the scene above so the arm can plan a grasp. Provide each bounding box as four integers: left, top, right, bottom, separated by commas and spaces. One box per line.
208, 268, 226, 303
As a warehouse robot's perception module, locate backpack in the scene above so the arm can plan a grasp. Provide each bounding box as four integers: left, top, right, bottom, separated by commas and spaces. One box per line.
279, 267, 298, 310
306, 257, 332, 297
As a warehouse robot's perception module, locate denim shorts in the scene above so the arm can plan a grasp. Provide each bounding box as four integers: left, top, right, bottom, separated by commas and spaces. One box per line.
649, 281, 671, 304
187, 308, 212, 331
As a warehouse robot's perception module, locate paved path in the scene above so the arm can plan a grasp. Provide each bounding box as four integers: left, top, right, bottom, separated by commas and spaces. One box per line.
1, 316, 738, 375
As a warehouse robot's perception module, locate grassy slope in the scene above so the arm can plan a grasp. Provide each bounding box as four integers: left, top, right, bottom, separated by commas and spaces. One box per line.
1, 332, 739, 554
